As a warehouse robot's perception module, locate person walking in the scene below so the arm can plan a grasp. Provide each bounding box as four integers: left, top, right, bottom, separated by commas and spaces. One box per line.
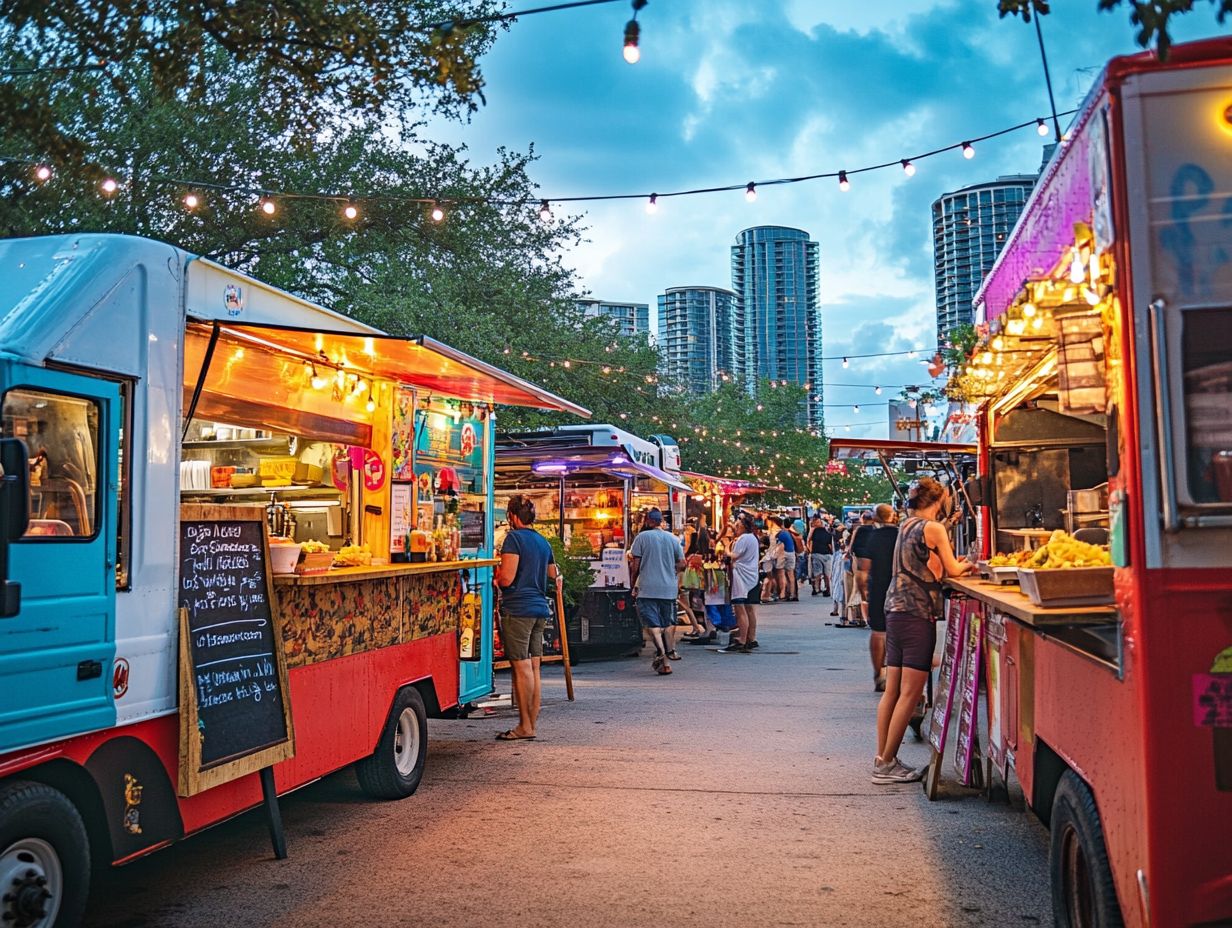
629, 508, 687, 675
873, 478, 973, 783
808, 514, 833, 596
849, 511, 876, 627
767, 516, 797, 602
863, 503, 900, 692
723, 512, 761, 652
495, 494, 559, 741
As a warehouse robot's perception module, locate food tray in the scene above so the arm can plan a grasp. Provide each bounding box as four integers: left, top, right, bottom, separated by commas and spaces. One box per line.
295, 551, 336, 575
1016, 567, 1113, 607
978, 563, 1021, 585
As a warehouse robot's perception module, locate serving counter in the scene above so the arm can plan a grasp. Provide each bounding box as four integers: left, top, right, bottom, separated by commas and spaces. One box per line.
272, 558, 499, 668
944, 576, 1117, 627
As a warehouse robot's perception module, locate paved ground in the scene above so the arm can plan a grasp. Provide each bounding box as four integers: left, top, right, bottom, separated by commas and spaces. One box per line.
85, 596, 1053, 927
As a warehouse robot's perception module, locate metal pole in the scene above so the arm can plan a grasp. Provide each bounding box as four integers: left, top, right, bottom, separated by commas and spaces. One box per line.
1034, 13, 1062, 142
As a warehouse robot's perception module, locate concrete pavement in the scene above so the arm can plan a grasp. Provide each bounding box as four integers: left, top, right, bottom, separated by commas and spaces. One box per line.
84, 595, 1053, 927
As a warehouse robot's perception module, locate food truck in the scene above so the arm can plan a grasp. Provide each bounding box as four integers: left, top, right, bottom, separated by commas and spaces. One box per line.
494, 428, 691, 660
940, 40, 1232, 928
0, 233, 587, 926
678, 470, 771, 529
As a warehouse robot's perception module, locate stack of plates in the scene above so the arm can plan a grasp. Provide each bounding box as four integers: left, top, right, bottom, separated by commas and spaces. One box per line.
179, 460, 212, 490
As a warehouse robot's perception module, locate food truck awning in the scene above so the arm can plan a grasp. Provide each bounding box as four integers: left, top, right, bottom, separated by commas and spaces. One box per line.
678, 471, 773, 496
495, 444, 692, 493
827, 439, 977, 462
193, 320, 591, 416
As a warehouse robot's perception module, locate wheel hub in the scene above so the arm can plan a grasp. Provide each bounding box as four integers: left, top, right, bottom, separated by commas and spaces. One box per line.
1, 841, 60, 928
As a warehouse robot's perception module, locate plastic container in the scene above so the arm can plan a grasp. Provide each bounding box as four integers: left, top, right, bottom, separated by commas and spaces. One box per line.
296, 551, 336, 575
268, 541, 303, 574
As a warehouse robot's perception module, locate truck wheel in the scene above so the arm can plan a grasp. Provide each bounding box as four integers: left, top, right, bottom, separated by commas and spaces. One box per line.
0, 780, 90, 928
355, 687, 428, 800
1050, 770, 1124, 928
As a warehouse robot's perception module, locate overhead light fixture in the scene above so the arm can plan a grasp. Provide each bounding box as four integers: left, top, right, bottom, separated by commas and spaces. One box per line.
623, 0, 647, 63
646, 193, 658, 214
745, 182, 757, 202
100, 177, 118, 195
34, 165, 52, 182
183, 193, 200, 209
260, 197, 276, 215
538, 200, 552, 222
343, 204, 359, 220
838, 170, 850, 192
962, 141, 975, 159
901, 159, 916, 177
430, 202, 445, 222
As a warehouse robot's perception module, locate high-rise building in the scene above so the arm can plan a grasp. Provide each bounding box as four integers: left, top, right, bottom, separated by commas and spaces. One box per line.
575, 299, 650, 338
730, 226, 823, 429
932, 175, 1035, 344
657, 286, 741, 395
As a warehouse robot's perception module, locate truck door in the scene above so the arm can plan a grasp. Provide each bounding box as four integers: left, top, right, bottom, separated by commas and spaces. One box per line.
0, 366, 119, 753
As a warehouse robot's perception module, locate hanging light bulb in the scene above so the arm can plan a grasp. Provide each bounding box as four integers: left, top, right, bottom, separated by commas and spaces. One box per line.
874, 386, 882, 395
183, 192, 200, 210
538, 200, 552, 222
100, 177, 118, 195
430, 202, 445, 222
907, 349, 918, 359
343, 204, 359, 220
853, 405, 860, 414
1089, 252, 1101, 282
842, 356, 849, 368
745, 182, 757, 203
1037, 118, 1050, 136
980, 350, 994, 365
645, 193, 658, 214
1022, 301, 1037, 318
901, 159, 916, 177
1070, 248, 1085, 283
961, 141, 975, 159
260, 197, 276, 215
366, 390, 376, 413
34, 165, 52, 182
992, 336, 1005, 351
838, 170, 850, 192
1032, 313, 1045, 331
309, 363, 327, 390
622, 2, 645, 64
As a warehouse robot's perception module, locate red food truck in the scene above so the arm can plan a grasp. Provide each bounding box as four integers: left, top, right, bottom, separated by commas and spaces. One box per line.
946, 38, 1232, 928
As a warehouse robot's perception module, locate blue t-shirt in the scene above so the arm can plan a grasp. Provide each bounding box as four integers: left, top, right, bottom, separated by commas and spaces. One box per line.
629, 528, 684, 600
776, 529, 796, 553
500, 528, 554, 618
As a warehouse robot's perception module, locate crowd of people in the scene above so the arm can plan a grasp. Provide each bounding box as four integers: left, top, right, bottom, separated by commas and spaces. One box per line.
493, 478, 973, 785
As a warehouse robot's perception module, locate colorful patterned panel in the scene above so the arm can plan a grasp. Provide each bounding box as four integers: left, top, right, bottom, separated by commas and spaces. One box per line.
277, 576, 401, 668
405, 571, 462, 641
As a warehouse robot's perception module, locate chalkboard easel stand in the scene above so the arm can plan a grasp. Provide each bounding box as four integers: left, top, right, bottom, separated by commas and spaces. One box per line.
259, 767, 288, 860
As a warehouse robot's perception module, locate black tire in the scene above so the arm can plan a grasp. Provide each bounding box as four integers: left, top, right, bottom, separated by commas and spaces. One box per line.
355, 687, 428, 800
1050, 770, 1124, 928
0, 780, 90, 928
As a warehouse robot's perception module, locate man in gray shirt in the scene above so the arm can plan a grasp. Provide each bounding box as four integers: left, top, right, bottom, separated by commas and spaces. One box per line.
629, 509, 686, 675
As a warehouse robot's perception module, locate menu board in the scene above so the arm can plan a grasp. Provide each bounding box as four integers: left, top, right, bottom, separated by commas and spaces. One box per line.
177, 505, 295, 796
953, 610, 983, 786
460, 508, 485, 549
927, 604, 968, 755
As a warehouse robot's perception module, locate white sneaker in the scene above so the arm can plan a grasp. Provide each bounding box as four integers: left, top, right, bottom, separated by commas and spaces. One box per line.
871, 759, 923, 784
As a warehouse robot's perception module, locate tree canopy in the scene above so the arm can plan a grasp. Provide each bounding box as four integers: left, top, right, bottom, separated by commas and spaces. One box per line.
998, 0, 1232, 56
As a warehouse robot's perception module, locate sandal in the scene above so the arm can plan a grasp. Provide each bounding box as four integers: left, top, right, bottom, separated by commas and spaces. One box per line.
666, 650, 682, 661
655, 660, 673, 675
496, 730, 536, 741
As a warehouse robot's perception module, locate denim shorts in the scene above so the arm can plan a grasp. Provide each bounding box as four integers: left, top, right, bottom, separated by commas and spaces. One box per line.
502, 615, 546, 661
636, 597, 677, 629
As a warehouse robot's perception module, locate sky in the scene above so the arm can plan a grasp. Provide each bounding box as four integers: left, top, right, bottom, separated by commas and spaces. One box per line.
428, 0, 1223, 439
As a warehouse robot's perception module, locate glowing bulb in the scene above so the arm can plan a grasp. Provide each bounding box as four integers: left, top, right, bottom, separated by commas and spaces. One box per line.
34, 165, 52, 182
1084, 287, 1101, 306
1022, 302, 1037, 318
1032, 314, 1045, 331
1070, 249, 1085, 283
1089, 252, 1101, 282
901, 159, 916, 177
992, 336, 1004, 351
962, 141, 975, 159
745, 182, 757, 203
838, 170, 850, 192
538, 200, 552, 222
183, 193, 199, 209
100, 177, 118, 195
366, 391, 376, 413
980, 351, 993, 365
646, 193, 658, 214
623, 19, 640, 63
853, 405, 860, 414
874, 386, 882, 395
430, 203, 445, 222
1037, 118, 1050, 136
309, 364, 327, 390
344, 204, 358, 220
260, 198, 276, 215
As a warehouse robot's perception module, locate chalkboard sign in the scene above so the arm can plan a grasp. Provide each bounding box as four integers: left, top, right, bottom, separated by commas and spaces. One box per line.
927, 604, 968, 755
178, 504, 295, 797
460, 508, 485, 549
953, 610, 983, 786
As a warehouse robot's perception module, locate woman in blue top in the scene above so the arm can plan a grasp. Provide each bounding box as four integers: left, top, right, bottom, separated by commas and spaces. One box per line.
496, 495, 559, 742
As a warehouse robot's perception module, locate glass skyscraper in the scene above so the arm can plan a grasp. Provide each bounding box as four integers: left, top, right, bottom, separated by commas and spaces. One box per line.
731, 226, 823, 429
657, 286, 741, 395
575, 299, 651, 338
932, 176, 1035, 345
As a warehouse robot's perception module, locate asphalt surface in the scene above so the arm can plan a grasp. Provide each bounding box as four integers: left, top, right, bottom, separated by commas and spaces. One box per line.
84, 595, 1053, 927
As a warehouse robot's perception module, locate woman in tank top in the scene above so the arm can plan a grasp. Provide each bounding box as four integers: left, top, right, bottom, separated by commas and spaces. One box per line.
872, 477, 973, 785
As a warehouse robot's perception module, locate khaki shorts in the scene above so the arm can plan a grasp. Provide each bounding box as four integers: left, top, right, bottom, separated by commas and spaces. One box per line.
502, 615, 546, 661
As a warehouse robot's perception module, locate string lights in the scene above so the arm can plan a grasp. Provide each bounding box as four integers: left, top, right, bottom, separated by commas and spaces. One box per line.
645, 192, 658, 214
2, 108, 1075, 224
622, 1, 648, 64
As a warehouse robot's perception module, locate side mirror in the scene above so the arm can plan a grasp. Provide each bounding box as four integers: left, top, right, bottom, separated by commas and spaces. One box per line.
0, 437, 29, 618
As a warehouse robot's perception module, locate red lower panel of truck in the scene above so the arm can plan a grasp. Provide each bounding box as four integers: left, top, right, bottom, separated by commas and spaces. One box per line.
0, 633, 458, 858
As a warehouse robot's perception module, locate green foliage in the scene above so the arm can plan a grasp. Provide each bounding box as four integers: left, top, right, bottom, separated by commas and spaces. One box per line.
998, 0, 1232, 56
0, 0, 502, 162
546, 534, 595, 611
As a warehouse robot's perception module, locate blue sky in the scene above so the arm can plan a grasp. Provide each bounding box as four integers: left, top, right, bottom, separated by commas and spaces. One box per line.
429, 1, 1222, 438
